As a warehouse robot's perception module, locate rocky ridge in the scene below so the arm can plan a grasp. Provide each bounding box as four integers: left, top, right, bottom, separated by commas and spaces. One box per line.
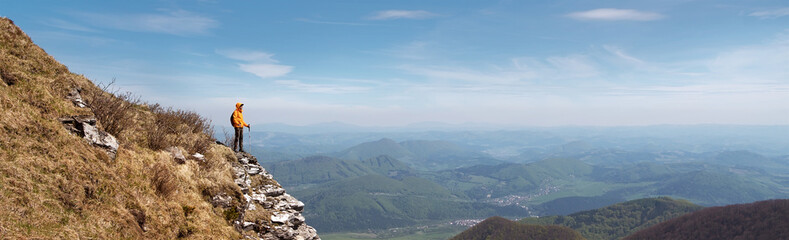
228, 152, 320, 240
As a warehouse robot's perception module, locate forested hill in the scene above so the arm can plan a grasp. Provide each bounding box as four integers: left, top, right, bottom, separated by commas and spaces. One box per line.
623, 199, 789, 240
450, 216, 585, 240
520, 197, 703, 240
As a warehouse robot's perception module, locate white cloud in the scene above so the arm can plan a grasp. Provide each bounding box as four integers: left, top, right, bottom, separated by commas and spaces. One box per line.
295, 18, 371, 26
42, 19, 97, 32
75, 9, 218, 35
603, 45, 644, 64
383, 41, 433, 60
218, 49, 293, 80
216, 49, 278, 62
545, 55, 600, 78
239, 64, 293, 79
369, 10, 438, 20
510, 55, 601, 80
705, 35, 789, 83
749, 8, 789, 19
567, 8, 664, 21
399, 65, 518, 84
274, 80, 370, 94
31, 31, 119, 46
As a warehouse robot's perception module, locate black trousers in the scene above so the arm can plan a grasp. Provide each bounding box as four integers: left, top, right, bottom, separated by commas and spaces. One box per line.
233, 127, 244, 152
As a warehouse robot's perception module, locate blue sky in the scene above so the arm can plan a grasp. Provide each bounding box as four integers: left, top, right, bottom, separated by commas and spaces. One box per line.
3, 0, 789, 127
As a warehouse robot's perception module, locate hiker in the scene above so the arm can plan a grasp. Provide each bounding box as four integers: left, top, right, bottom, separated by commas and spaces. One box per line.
231, 102, 250, 152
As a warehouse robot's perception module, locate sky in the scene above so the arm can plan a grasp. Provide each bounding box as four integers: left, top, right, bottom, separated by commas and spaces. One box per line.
3, 0, 789, 127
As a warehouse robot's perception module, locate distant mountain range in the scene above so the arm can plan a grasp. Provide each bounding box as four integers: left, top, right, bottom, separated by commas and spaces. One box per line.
255, 121, 518, 134
246, 125, 789, 159
336, 138, 503, 170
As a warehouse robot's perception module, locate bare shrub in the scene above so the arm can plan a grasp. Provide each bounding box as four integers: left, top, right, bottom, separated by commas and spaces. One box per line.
151, 162, 177, 198
128, 208, 146, 231
222, 127, 233, 147
147, 104, 214, 153
83, 79, 140, 137
0, 68, 19, 86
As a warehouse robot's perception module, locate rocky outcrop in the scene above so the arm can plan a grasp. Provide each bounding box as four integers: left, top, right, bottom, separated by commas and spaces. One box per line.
231, 152, 320, 240
66, 87, 87, 108
59, 115, 119, 159
166, 146, 186, 164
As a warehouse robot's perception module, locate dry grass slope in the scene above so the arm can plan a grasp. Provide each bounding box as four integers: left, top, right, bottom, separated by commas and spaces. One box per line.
0, 17, 248, 239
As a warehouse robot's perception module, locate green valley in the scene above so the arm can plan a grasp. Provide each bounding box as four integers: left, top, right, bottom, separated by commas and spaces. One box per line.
255, 130, 789, 238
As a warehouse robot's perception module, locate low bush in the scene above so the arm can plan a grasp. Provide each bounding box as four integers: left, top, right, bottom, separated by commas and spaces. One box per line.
82, 79, 140, 137
147, 103, 214, 153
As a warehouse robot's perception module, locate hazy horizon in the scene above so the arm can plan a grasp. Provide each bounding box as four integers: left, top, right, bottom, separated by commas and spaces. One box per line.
233, 121, 789, 131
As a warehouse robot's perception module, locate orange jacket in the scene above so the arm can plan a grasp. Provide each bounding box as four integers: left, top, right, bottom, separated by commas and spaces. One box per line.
231, 103, 249, 128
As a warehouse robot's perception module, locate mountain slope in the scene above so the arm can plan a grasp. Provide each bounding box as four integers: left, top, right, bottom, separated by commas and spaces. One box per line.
0, 17, 318, 239
435, 158, 596, 199
450, 216, 585, 240
360, 154, 413, 176
399, 140, 503, 169
0, 17, 241, 238
338, 138, 502, 170
623, 199, 789, 240
520, 197, 703, 240
338, 138, 413, 161
656, 170, 777, 205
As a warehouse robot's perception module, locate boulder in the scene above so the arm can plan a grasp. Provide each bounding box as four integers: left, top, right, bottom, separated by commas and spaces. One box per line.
242, 221, 257, 231
60, 115, 118, 159
166, 146, 185, 164
210, 194, 233, 208
250, 192, 266, 205
262, 185, 285, 197
191, 152, 205, 162
247, 165, 262, 175
294, 224, 320, 240
290, 199, 305, 212
66, 87, 87, 108
81, 123, 119, 159
270, 212, 291, 224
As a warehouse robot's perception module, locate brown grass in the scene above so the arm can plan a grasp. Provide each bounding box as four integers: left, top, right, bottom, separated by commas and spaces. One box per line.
0, 17, 243, 239
151, 161, 178, 198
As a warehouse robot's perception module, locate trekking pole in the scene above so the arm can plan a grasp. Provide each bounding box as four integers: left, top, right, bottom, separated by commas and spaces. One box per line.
247, 126, 252, 154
